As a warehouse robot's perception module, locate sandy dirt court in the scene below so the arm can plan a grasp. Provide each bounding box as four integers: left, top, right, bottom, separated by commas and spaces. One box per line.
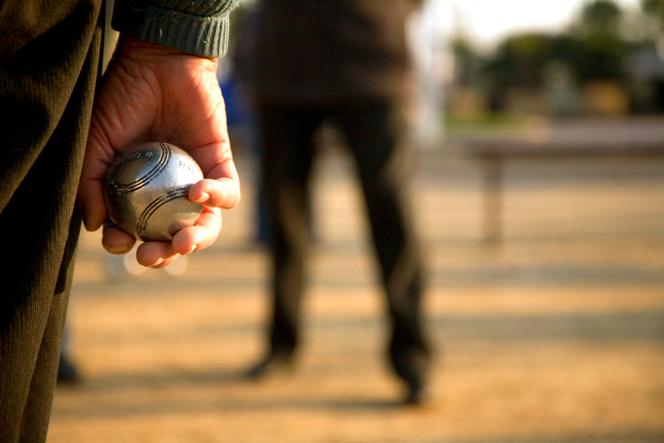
48, 143, 664, 442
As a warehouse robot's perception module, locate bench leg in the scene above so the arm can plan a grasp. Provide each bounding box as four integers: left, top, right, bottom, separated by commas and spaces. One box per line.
482, 156, 503, 245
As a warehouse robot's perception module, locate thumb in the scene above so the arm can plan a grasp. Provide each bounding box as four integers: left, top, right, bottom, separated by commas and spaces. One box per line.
78, 123, 116, 232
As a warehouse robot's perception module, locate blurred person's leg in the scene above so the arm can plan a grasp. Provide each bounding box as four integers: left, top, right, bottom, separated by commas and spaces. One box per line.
252, 111, 317, 246
254, 142, 271, 243
0, 0, 102, 439
335, 99, 433, 404
246, 101, 324, 378
58, 322, 82, 385
220, 67, 271, 243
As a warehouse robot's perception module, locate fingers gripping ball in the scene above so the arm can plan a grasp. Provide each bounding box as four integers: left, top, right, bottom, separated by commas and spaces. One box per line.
104, 142, 204, 241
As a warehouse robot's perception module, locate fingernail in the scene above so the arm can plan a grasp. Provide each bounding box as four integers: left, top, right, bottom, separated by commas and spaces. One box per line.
194, 192, 209, 203
151, 258, 164, 267
107, 243, 131, 254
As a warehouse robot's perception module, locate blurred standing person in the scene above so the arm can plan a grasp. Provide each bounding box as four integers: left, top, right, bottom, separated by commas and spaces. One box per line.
245, 0, 434, 405
223, 4, 272, 243
0, 0, 240, 440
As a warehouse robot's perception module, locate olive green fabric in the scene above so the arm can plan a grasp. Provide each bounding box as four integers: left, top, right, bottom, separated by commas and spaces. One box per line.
112, 0, 239, 56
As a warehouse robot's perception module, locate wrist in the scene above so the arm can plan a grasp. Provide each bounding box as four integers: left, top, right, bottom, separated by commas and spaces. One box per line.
117, 37, 218, 61
111, 37, 220, 79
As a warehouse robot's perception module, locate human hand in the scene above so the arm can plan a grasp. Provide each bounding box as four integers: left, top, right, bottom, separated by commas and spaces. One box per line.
78, 38, 240, 268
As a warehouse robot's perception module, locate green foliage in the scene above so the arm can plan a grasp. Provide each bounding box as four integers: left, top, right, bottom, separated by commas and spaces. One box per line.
567, 0, 628, 83
450, 37, 482, 87
482, 32, 556, 91
578, 0, 622, 34
573, 33, 627, 82
475, 0, 630, 108
449, 0, 664, 114
642, 0, 664, 28
444, 112, 531, 135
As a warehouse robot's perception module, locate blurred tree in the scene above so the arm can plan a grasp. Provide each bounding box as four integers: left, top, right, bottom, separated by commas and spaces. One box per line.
480, 32, 559, 110
569, 0, 627, 84
640, 0, 664, 49
642, 0, 664, 29
456, 0, 649, 115
577, 0, 622, 35
635, 0, 664, 111
573, 33, 627, 83
450, 36, 481, 87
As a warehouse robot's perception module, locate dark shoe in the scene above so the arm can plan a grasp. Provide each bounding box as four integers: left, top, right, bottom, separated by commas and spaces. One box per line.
243, 352, 294, 381
57, 354, 82, 385
401, 380, 433, 407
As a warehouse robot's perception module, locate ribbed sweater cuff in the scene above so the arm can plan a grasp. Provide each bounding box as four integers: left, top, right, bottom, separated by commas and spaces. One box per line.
112, 1, 237, 57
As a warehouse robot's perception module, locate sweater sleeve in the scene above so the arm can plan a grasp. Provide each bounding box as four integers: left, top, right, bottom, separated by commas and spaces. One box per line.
111, 0, 239, 57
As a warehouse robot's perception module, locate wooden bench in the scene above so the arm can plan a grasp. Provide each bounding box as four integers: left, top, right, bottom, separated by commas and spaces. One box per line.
456, 118, 664, 244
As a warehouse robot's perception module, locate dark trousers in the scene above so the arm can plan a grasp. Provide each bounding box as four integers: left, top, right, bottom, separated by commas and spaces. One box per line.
258, 99, 432, 386
0, 1, 102, 441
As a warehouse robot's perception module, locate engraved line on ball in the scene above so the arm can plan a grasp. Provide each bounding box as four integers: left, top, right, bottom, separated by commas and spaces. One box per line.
108, 143, 171, 194
135, 186, 195, 240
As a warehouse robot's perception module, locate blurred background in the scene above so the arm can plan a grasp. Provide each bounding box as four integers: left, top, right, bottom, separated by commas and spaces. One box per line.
49, 0, 664, 442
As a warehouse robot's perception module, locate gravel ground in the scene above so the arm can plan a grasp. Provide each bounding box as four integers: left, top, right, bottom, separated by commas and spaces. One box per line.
48, 142, 664, 443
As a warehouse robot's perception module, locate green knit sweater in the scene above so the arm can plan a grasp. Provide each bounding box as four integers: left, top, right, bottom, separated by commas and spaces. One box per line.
112, 0, 238, 57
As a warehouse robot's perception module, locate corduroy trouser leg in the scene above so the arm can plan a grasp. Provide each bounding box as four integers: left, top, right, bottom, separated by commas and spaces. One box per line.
0, 1, 102, 440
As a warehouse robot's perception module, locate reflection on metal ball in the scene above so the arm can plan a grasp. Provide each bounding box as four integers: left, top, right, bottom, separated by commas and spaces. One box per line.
104, 142, 204, 241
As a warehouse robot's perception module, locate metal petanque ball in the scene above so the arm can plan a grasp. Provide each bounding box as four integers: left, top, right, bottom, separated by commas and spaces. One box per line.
104, 142, 204, 242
